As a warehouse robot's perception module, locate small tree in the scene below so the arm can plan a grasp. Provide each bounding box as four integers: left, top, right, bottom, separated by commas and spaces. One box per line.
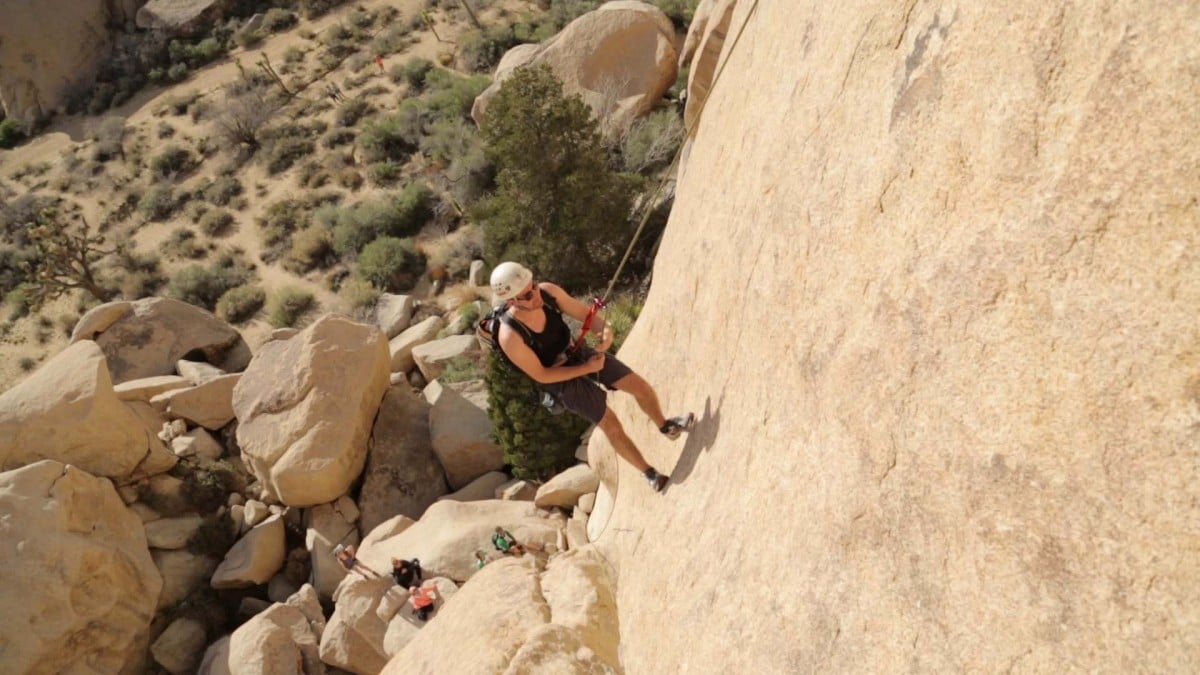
484, 352, 589, 479
20, 209, 113, 308
475, 65, 635, 289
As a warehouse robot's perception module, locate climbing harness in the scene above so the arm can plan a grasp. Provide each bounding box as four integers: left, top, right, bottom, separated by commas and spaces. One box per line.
567, 296, 608, 356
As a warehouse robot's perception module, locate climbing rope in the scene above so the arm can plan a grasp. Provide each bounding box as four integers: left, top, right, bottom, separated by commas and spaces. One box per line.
601, 0, 763, 303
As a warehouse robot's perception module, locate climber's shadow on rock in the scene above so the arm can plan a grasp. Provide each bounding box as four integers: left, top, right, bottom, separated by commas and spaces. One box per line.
662, 395, 719, 491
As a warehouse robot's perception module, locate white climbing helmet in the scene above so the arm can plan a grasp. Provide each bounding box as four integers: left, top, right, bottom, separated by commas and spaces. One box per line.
490, 261, 533, 301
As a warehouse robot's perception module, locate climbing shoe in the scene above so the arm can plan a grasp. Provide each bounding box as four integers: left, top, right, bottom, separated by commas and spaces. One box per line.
660, 413, 695, 440
644, 467, 669, 492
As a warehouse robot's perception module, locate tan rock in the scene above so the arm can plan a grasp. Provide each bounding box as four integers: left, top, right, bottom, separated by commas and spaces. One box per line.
0, 340, 151, 477
305, 499, 359, 599
153, 550, 219, 610
381, 577, 459, 657
375, 293, 416, 338
319, 577, 394, 674
360, 514, 417, 551
577, 492, 596, 513
472, 1, 678, 135
411, 334, 481, 382
388, 315, 445, 373
171, 427, 225, 460
197, 635, 232, 675
496, 478, 539, 501
681, 0, 736, 133
234, 315, 390, 507
136, 0, 226, 34
504, 623, 618, 674
0, 460, 162, 674
211, 514, 285, 588
426, 380, 503, 489
223, 587, 327, 675
176, 359, 228, 384
151, 617, 209, 674
360, 386, 448, 534
71, 297, 250, 384
357, 499, 563, 583
534, 464, 599, 508
540, 549, 619, 666
144, 514, 204, 550
155, 373, 240, 430
115, 375, 192, 402
437, 471, 510, 502
382, 557, 548, 674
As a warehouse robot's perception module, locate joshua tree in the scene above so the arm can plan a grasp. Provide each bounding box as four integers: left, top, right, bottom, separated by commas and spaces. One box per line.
20, 209, 113, 307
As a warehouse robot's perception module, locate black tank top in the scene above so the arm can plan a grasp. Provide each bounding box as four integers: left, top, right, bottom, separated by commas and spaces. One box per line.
509, 290, 571, 367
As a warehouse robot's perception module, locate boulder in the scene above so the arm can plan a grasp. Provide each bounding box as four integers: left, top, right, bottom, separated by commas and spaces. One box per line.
144, 514, 204, 550
382, 557, 548, 674
151, 617, 208, 674
176, 359, 228, 384
468, 260, 489, 286
381, 577, 459, 657
0, 460, 162, 674
171, 427, 225, 460
153, 550, 219, 609
0, 340, 153, 477
114, 375, 192, 402
388, 315, 446, 373
540, 549, 620, 665
319, 577, 394, 674
197, 636, 232, 675
411, 334, 481, 381
305, 498, 360, 599
71, 298, 250, 384
425, 379, 503, 489
233, 315, 390, 506
153, 373, 240, 429
359, 386, 448, 534
681, 0, 737, 132
472, 1, 678, 135
211, 514, 286, 589
219, 585, 327, 675
375, 294, 416, 338
438, 471, 510, 503
496, 478, 539, 501
136, 0, 226, 35
357, 499, 563, 582
534, 464, 600, 508
505, 623, 619, 674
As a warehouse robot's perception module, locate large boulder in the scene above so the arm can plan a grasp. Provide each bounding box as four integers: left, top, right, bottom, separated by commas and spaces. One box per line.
472, 1, 678, 135
0, 460, 162, 674
425, 380, 503, 490
136, 0, 226, 34
153, 373, 240, 429
319, 576, 394, 674
305, 496, 360, 599
534, 464, 599, 508
151, 617, 209, 674
211, 514, 286, 589
388, 315, 445, 373
71, 297, 251, 384
233, 315, 390, 506
0, 340, 154, 477
153, 550, 219, 609
359, 386, 448, 535
221, 585, 327, 675
357, 499, 563, 582
374, 293, 415, 338
411, 334, 481, 382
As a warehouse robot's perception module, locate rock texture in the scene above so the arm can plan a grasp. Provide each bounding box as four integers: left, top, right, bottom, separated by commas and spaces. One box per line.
0, 460, 162, 674
233, 315, 390, 506
472, 1, 678, 135
136, 0, 225, 34
359, 386, 448, 534
71, 297, 251, 384
0, 340, 153, 477
426, 380, 503, 490
594, 1, 1200, 673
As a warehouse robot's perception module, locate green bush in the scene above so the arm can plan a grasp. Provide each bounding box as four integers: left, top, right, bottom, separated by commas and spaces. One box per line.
358, 114, 419, 163
393, 57, 434, 90
440, 354, 483, 383
284, 225, 336, 273
368, 161, 401, 186
151, 144, 193, 179
357, 236, 424, 291
457, 25, 519, 73
262, 8, 298, 32
167, 253, 255, 310
216, 284, 265, 323
486, 350, 589, 479
324, 128, 357, 148
163, 227, 206, 260
267, 286, 316, 327
137, 185, 178, 220
199, 208, 234, 236
0, 119, 24, 149
331, 185, 433, 256
475, 65, 635, 289
648, 0, 702, 27
336, 98, 373, 127
263, 136, 314, 174
339, 277, 379, 311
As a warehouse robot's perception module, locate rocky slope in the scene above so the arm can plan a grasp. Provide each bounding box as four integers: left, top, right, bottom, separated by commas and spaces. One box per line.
594, 0, 1200, 672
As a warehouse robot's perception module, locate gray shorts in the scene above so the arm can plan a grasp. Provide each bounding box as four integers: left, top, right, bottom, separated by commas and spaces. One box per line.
540, 348, 633, 425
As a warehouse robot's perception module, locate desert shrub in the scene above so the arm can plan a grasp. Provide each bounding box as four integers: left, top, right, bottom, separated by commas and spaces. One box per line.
336, 98, 373, 127
204, 176, 243, 206
486, 350, 589, 479
357, 236, 424, 291
337, 168, 364, 189
457, 24, 519, 73
163, 228, 206, 260
263, 8, 298, 32
358, 114, 419, 163
263, 136, 314, 174
18, 357, 37, 372
475, 65, 635, 288
422, 69, 491, 120
339, 277, 379, 311
5, 287, 33, 321
160, 91, 199, 116
137, 185, 178, 220
169, 38, 224, 70
267, 286, 315, 327
372, 23, 411, 56
283, 46, 305, 63
234, 26, 267, 49
393, 57, 434, 90
324, 128, 356, 148
330, 184, 433, 256
151, 144, 193, 179
620, 109, 684, 173
427, 226, 484, 280
109, 248, 165, 299
167, 253, 255, 310
215, 283, 265, 323
199, 208, 234, 236
440, 354, 483, 383
284, 225, 336, 273
368, 161, 401, 186
181, 460, 238, 513
186, 513, 238, 559
0, 119, 24, 149
90, 116, 126, 161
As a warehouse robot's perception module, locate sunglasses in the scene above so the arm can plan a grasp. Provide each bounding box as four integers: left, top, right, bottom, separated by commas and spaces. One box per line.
514, 283, 538, 302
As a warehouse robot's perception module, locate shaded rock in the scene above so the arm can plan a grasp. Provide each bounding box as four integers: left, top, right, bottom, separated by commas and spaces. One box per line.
425, 379, 503, 489
375, 293, 415, 338
437, 471, 510, 503
380, 577, 459, 657
305, 498, 360, 599
359, 386, 448, 534
0, 340, 151, 477
177, 359, 228, 384
388, 315, 445, 373
681, 0, 736, 133
151, 617, 208, 674
234, 315, 390, 506
0, 460, 162, 674
319, 577, 394, 674
153, 550, 219, 610
468, 260, 489, 287
144, 513, 204, 550
212, 514, 286, 588
496, 478, 538, 501
153, 373, 240, 430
